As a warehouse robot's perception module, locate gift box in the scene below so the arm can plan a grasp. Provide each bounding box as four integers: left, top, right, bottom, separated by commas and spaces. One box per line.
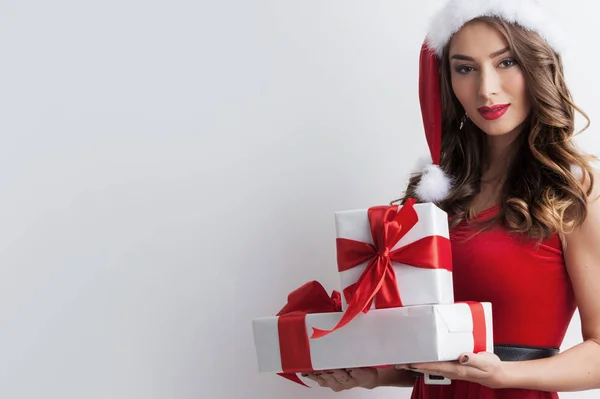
334, 198, 454, 316
252, 281, 493, 384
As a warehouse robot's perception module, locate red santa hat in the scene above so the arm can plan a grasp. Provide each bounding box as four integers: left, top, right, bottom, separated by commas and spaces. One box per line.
414, 0, 565, 203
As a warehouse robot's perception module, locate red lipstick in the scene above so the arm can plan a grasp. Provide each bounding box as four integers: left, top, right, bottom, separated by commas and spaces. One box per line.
478, 104, 510, 120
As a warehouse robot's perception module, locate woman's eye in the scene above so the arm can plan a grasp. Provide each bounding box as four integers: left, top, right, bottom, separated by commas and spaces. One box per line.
499, 58, 516, 68
455, 65, 475, 74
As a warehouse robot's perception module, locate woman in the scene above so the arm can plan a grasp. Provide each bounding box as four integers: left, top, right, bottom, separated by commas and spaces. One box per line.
304, 0, 600, 398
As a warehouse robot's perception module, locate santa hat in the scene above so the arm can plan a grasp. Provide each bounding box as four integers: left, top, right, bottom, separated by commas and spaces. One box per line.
414, 0, 565, 203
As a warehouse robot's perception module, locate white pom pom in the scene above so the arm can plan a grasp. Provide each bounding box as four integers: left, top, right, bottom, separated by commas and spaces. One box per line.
415, 164, 452, 203
412, 155, 435, 174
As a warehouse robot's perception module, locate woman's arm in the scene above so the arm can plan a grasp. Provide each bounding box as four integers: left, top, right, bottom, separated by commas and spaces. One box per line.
500, 172, 600, 391
500, 340, 600, 391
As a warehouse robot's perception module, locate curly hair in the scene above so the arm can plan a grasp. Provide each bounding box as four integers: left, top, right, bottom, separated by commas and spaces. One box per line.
401, 16, 596, 242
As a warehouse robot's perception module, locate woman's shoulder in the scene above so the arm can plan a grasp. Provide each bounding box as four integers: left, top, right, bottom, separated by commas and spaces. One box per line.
575, 157, 600, 204
562, 159, 600, 247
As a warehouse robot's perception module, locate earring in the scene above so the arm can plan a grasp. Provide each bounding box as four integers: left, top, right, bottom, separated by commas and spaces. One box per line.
459, 113, 468, 130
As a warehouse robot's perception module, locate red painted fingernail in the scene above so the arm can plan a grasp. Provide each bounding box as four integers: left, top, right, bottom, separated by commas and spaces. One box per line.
461, 355, 469, 364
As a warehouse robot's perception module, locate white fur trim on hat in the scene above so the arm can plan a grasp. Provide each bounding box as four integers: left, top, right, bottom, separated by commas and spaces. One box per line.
425, 0, 566, 57
415, 163, 452, 203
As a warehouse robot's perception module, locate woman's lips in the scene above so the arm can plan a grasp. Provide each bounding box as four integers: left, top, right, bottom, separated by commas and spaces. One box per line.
478, 104, 510, 120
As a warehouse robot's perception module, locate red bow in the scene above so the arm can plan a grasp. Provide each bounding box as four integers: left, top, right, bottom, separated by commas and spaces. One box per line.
275, 281, 341, 387
311, 198, 452, 339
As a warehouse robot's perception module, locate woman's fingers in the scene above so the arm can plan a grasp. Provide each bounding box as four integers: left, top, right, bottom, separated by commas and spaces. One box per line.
303, 368, 378, 390
330, 369, 353, 385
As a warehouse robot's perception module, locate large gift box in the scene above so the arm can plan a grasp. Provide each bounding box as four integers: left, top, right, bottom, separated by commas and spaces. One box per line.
252, 281, 493, 382
335, 198, 454, 312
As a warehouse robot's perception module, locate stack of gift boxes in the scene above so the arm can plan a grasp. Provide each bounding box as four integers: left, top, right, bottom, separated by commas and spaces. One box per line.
252, 198, 493, 387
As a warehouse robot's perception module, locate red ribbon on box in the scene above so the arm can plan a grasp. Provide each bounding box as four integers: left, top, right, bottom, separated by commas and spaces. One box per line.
462, 301, 488, 353
275, 281, 342, 387
311, 198, 452, 339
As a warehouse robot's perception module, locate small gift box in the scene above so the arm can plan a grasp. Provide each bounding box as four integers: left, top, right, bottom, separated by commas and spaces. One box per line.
325, 198, 454, 337
252, 281, 493, 386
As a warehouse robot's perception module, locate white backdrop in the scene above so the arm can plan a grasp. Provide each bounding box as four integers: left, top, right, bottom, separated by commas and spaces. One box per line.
0, 1, 598, 398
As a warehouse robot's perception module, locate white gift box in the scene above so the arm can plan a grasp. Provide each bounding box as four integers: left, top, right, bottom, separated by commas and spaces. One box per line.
253, 302, 493, 374
335, 203, 454, 310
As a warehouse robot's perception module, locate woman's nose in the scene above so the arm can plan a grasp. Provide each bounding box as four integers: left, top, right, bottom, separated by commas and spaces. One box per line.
478, 68, 500, 100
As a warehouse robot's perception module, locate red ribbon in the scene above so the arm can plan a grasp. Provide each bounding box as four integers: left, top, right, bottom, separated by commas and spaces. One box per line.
311, 198, 452, 339
275, 281, 342, 387
462, 301, 487, 353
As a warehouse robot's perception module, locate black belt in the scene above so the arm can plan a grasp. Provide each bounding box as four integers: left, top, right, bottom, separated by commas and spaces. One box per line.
408, 344, 559, 378
493, 344, 559, 361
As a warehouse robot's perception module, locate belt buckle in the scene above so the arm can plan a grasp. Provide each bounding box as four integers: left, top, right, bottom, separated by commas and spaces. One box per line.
424, 373, 451, 385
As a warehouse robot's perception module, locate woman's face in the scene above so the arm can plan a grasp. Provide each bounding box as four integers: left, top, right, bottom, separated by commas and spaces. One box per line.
449, 21, 531, 138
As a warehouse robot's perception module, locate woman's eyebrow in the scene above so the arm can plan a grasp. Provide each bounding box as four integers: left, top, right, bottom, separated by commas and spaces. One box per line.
450, 47, 510, 61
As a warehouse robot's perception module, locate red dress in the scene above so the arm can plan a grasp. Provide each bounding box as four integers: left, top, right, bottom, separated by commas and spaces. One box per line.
411, 205, 577, 398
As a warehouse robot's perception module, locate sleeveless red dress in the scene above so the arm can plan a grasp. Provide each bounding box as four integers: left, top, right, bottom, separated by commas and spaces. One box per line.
410, 205, 577, 398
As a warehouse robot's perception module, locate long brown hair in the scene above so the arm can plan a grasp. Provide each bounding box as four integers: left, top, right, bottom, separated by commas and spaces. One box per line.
401, 16, 596, 242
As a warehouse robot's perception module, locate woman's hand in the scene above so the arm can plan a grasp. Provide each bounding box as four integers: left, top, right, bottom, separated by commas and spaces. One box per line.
396, 352, 506, 389
303, 368, 379, 391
